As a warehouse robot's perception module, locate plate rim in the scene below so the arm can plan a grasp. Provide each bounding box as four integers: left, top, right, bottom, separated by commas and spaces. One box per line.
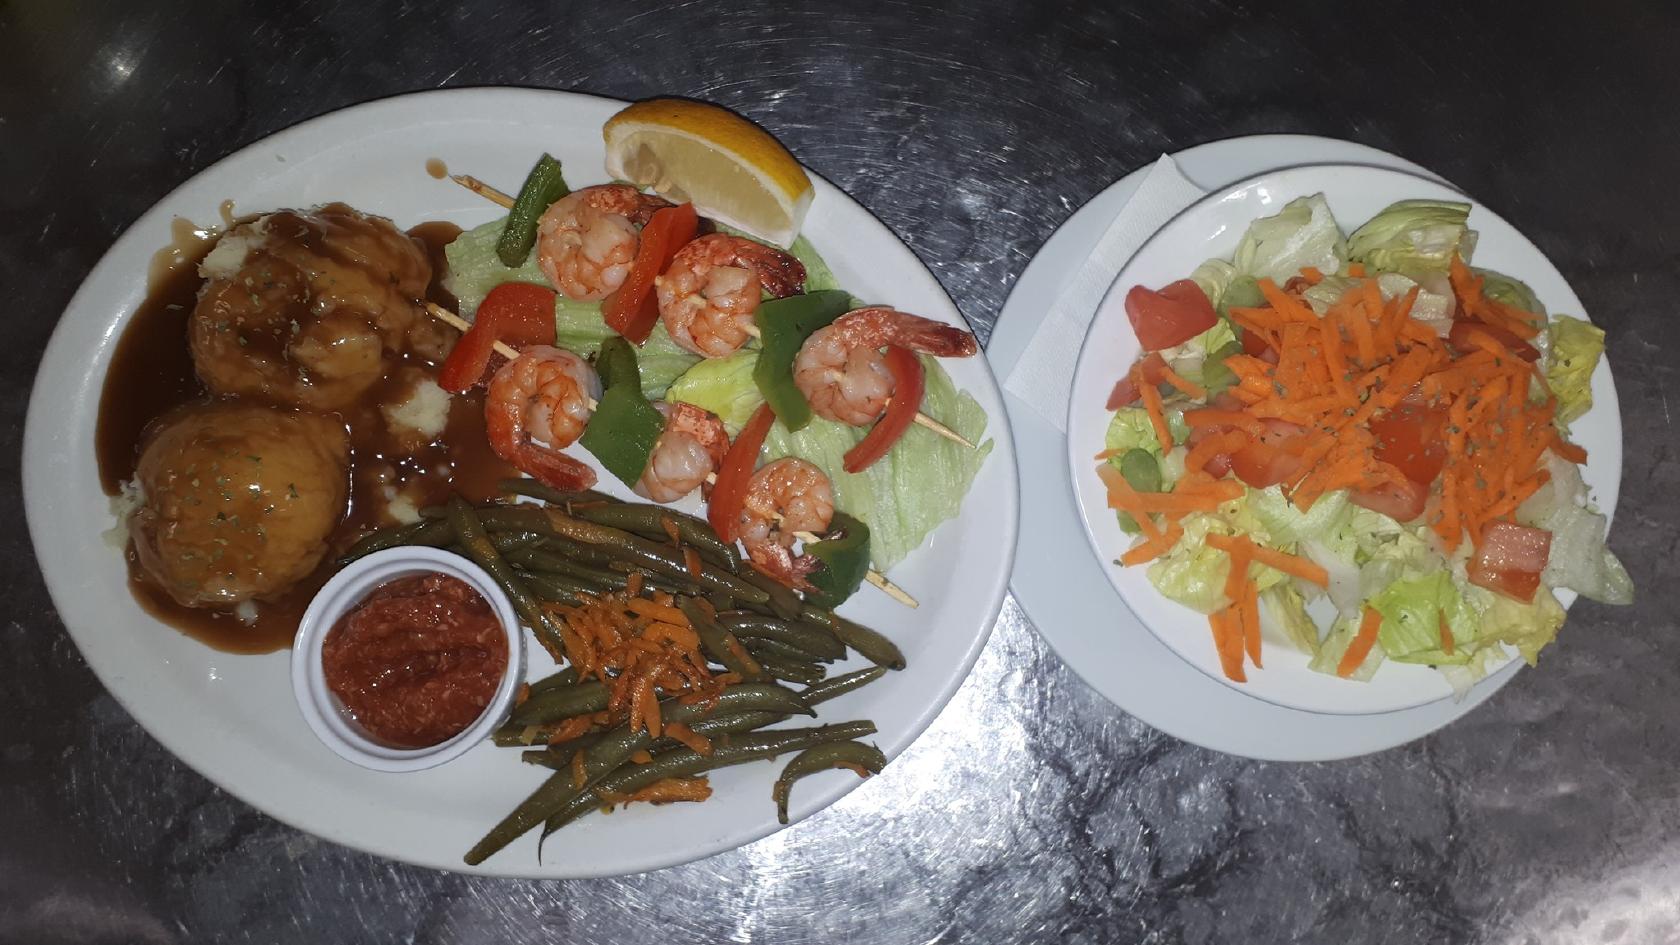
22, 86, 1020, 877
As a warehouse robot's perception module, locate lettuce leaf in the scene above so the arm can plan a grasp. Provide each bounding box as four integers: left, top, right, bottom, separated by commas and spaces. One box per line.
1369, 571, 1476, 664
1262, 583, 1320, 655
1476, 267, 1544, 317
1547, 314, 1605, 426
1190, 259, 1237, 310
667, 350, 991, 570
1464, 582, 1566, 665
1516, 452, 1633, 605
1233, 194, 1346, 286
1309, 612, 1384, 681
1346, 199, 1477, 276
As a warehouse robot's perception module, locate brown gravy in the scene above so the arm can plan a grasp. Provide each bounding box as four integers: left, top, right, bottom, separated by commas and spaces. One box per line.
95, 217, 514, 654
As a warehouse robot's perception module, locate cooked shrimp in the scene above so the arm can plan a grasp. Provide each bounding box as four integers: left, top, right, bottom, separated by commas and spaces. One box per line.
485, 345, 602, 490
656, 234, 806, 357
536, 184, 671, 301
635, 402, 730, 503
793, 307, 978, 426
737, 458, 834, 589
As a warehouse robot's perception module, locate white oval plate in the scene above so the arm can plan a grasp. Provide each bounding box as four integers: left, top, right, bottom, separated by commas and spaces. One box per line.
22, 88, 1018, 877
1064, 163, 1620, 715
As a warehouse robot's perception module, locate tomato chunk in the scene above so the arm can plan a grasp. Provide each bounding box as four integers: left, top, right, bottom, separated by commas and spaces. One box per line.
1468, 521, 1552, 602
1370, 402, 1449, 486
1350, 478, 1429, 523
1126, 280, 1217, 351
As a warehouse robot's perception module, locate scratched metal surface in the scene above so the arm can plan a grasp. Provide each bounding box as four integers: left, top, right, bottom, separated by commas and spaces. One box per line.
3, 1, 1678, 942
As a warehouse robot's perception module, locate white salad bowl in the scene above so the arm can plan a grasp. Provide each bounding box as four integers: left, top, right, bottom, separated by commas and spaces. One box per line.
1064, 163, 1621, 716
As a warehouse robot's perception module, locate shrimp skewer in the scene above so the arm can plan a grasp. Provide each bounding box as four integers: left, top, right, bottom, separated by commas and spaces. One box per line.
656, 233, 805, 357
635, 402, 730, 503
485, 346, 601, 491
446, 175, 974, 449
432, 302, 917, 605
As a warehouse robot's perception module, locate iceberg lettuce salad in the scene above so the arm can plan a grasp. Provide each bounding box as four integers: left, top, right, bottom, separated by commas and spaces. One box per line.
1097, 195, 1629, 695
447, 217, 992, 573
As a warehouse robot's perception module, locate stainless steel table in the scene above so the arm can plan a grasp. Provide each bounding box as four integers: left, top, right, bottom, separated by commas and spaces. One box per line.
5, 3, 1676, 943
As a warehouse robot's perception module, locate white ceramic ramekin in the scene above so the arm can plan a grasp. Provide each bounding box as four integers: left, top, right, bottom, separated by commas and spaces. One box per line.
291, 546, 525, 772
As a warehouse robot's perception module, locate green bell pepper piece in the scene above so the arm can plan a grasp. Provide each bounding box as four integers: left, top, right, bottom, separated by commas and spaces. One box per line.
752, 290, 853, 431
579, 337, 665, 487
804, 512, 871, 609
496, 154, 570, 268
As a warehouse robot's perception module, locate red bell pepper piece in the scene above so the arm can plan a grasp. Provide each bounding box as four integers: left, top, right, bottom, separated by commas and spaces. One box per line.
437, 282, 557, 392
603, 203, 699, 344
842, 346, 924, 473
709, 403, 777, 543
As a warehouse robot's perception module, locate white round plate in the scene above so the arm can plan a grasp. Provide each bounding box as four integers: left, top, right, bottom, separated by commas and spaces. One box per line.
23, 88, 1018, 877
990, 136, 1618, 759
1065, 163, 1620, 715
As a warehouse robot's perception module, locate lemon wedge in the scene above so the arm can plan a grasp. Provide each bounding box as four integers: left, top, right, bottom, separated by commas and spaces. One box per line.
604, 98, 813, 248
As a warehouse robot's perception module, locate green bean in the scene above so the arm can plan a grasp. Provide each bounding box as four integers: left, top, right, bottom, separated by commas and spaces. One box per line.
754, 656, 825, 686
464, 682, 812, 865
489, 531, 549, 554
772, 741, 887, 824
741, 635, 834, 666
518, 572, 590, 605
801, 607, 906, 671
736, 562, 806, 620
335, 518, 452, 565
496, 479, 616, 507
799, 666, 887, 705
544, 721, 878, 832
446, 497, 568, 660
526, 728, 609, 759
606, 562, 704, 597
543, 509, 768, 603
718, 612, 846, 661
506, 548, 624, 587
522, 708, 781, 770
527, 666, 579, 695
678, 598, 762, 680
573, 503, 741, 573
533, 533, 623, 568
507, 680, 608, 727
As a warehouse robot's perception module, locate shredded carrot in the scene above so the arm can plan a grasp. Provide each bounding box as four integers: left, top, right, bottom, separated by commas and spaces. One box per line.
515, 682, 531, 707
1553, 437, 1588, 465
1338, 607, 1383, 678
1209, 609, 1247, 683
571, 749, 588, 788
1094, 448, 1121, 461
1185, 430, 1248, 477
1096, 464, 1164, 540
1222, 543, 1251, 603
1241, 579, 1262, 668
625, 597, 689, 627
1205, 534, 1329, 587
1299, 266, 1325, 284
1348, 262, 1367, 277
682, 546, 703, 579
599, 777, 713, 807
1438, 611, 1455, 656
629, 749, 654, 764
1184, 409, 1265, 434
626, 570, 644, 598
1138, 379, 1174, 454
1119, 522, 1185, 566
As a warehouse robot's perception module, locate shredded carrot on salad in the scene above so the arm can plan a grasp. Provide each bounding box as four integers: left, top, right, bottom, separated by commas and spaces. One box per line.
1100, 254, 1588, 683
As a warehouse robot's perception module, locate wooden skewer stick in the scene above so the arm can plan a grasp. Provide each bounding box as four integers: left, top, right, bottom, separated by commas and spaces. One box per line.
424, 303, 917, 608
447, 173, 976, 450
451, 174, 515, 208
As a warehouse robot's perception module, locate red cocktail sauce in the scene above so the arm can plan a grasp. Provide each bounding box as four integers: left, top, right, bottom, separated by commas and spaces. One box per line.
322, 573, 507, 748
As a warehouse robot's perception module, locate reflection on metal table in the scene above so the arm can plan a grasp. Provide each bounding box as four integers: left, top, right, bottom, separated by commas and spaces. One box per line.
3, 2, 1676, 942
